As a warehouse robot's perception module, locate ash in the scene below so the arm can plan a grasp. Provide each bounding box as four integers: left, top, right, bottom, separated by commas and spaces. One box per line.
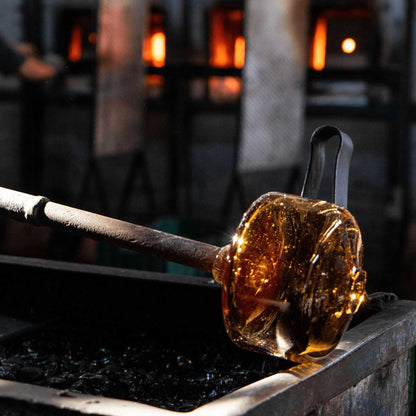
0, 323, 291, 412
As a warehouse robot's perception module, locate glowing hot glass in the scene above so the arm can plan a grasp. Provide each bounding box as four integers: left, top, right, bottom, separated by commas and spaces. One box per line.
213, 192, 366, 362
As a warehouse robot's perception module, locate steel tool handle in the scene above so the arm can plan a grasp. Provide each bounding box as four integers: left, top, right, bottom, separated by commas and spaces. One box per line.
0, 186, 220, 273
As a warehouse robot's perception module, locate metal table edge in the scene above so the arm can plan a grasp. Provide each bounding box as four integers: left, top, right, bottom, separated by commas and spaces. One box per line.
0, 253, 220, 289
192, 300, 416, 416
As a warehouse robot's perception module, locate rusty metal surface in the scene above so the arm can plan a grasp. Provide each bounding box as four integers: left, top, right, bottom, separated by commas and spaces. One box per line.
0, 187, 221, 273
319, 351, 410, 416
43, 201, 220, 273
0, 300, 414, 415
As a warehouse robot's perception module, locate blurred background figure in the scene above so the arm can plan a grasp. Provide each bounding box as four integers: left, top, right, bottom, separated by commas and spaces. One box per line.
0, 35, 56, 81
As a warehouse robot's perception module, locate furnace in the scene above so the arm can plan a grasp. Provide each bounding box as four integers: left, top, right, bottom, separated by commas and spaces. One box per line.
309, 7, 379, 71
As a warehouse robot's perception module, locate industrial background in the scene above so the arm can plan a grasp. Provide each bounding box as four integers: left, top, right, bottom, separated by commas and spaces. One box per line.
0, 1, 414, 414
0, 0, 413, 298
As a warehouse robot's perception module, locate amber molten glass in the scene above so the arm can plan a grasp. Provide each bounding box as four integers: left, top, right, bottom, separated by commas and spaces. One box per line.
212, 192, 367, 363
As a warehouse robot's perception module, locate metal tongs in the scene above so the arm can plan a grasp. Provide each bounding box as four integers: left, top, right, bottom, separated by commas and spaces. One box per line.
301, 125, 353, 209
302, 126, 396, 320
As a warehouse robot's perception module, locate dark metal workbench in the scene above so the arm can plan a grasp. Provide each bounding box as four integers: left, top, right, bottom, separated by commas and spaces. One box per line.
0, 255, 414, 415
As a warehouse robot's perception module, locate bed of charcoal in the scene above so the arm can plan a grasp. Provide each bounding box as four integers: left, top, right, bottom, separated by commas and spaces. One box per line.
0, 321, 293, 412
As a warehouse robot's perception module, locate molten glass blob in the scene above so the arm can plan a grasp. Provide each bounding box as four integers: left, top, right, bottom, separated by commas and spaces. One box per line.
212, 192, 367, 363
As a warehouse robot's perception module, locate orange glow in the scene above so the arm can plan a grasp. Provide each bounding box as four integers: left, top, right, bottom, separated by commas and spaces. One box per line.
341, 37, 356, 54
150, 32, 166, 67
210, 9, 228, 67
68, 25, 82, 62
223, 76, 241, 94
209, 7, 244, 100
310, 17, 327, 71
210, 7, 244, 68
88, 32, 97, 44
213, 43, 228, 67
143, 31, 166, 67
143, 35, 152, 64
143, 10, 166, 68
234, 36, 245, 68
209, 76, 241, 102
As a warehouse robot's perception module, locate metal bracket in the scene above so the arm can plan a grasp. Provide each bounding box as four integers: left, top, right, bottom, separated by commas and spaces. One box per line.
301, 125, 353, 208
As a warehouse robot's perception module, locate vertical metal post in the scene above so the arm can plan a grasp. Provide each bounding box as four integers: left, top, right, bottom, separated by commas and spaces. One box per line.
397, 0, 413, 282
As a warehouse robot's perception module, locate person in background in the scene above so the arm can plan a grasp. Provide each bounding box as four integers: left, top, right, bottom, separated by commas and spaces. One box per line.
0, 36, 56, 81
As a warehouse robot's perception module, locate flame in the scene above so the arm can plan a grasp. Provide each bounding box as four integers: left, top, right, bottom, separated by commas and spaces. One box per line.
234, 36, 245, 68
68, 24, 82, 62
310, 17, 327, 71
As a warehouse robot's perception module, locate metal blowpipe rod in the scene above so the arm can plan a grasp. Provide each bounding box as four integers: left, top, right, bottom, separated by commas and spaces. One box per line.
0, 187, 221, 273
